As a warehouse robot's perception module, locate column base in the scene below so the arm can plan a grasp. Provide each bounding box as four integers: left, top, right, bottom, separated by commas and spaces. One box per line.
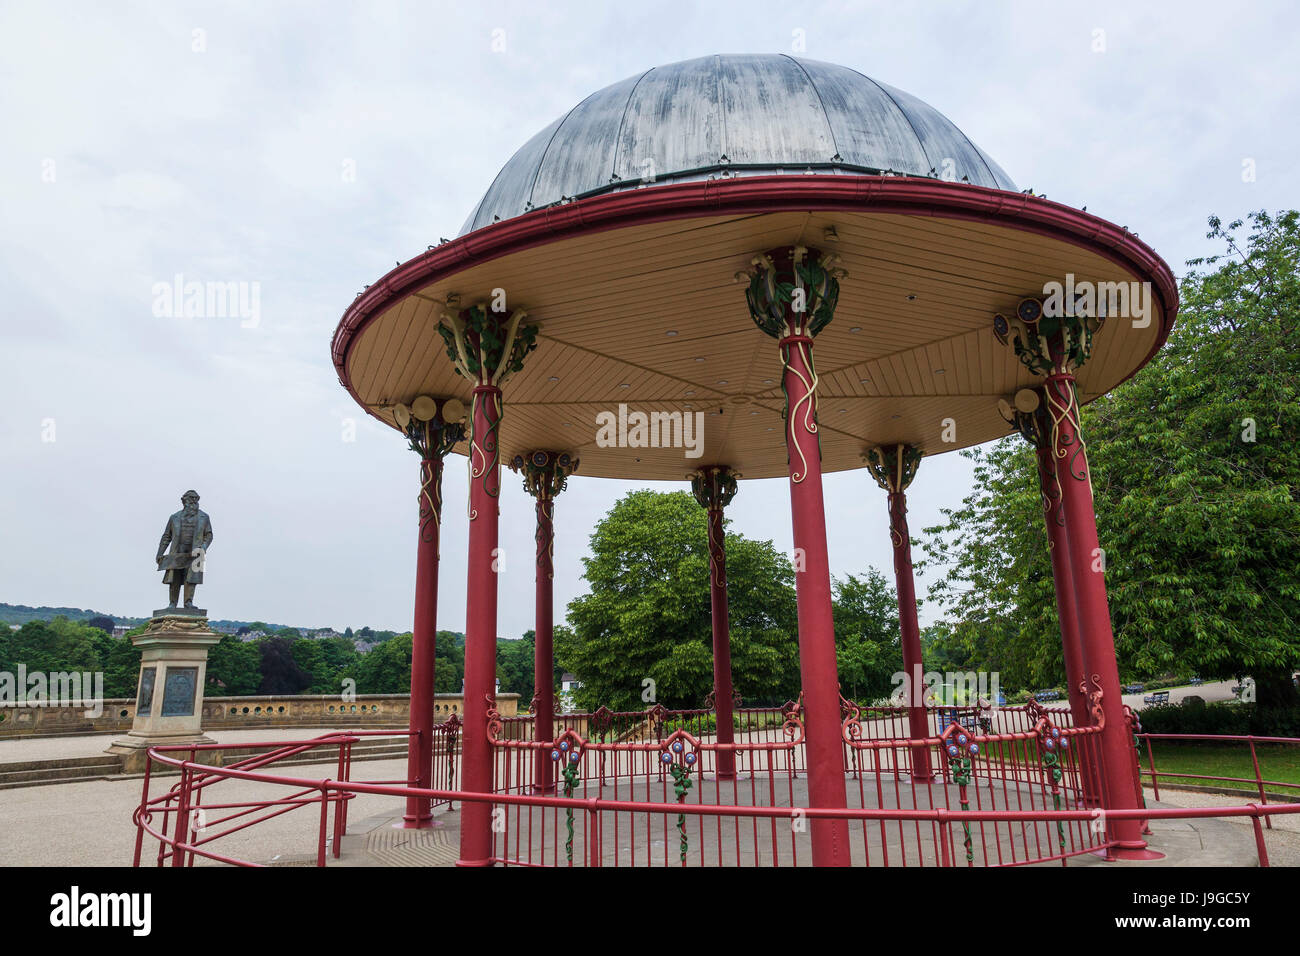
531, 783, 557, 795
399, 814, 433, 829
1108, 842, 1164, 861
455, 857, 496, 867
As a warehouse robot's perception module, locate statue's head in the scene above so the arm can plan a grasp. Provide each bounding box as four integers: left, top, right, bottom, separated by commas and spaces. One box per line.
181, 490, 200, 510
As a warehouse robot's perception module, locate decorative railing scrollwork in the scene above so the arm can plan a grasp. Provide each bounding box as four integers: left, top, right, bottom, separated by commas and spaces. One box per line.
1033, 713, 1071, 860
659, 731, 699, 864
549, 729, 586, 863
940, 722, 981, 865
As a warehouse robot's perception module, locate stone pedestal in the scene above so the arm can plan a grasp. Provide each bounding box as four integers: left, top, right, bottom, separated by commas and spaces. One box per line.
107, 614, 221, 772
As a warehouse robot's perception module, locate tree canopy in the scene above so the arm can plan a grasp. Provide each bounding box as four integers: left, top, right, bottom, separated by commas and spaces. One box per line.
920, 210, 1300, 707
556, 489, 901, 710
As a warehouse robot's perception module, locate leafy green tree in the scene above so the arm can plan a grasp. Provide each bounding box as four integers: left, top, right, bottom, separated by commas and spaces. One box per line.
4, 618, 103, 674
207, 636, 261, 695
512, 629, 564, 702
434, 631, 465, 694
355, 632, 412, 694
920, 210, 1300, 707
831, 570, 903, 702
257, 636, 311, 695
497, 634, 534, 697
558, 490, 799, 711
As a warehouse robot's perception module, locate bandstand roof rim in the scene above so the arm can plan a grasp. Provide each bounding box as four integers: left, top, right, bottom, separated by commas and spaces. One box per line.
331, 176, 1179, 424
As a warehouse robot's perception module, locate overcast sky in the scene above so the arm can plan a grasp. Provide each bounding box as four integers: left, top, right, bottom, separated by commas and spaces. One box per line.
2, 1, 1296, 636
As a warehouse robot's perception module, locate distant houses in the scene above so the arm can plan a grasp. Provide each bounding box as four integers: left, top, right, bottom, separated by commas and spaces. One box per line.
560, 673, 583, 713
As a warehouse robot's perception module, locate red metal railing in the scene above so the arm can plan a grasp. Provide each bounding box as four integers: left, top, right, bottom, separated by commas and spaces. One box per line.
131, 706, 1300, 868
133, 743, 1299, 868
1137, 732, 1300, 830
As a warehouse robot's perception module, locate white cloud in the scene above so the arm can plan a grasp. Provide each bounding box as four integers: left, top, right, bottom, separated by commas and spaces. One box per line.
1, 0, 1296, 637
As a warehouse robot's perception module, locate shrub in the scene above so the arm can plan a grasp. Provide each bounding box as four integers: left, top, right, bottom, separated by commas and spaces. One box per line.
1136, 699, 1300, 737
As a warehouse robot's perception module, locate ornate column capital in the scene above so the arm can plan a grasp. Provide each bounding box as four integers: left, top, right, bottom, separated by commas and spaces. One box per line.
690, 465, 739, 512
996, 388, 1046, 447
510, 450, 579, 501
436, 298, 539, 387
862, 443, 922, 494
992, 295, 1105, 376
736, 245, 846, 341
393, 396, 467, 460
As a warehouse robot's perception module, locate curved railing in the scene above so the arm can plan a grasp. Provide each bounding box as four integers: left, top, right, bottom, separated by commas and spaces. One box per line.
130, 703, 1300, 868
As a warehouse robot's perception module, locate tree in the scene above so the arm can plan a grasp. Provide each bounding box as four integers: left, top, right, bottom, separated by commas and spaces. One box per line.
558, 490, 800, 711
208, 636, 261, 695
920, 210, 1300, 707
497, 634, 534, 697
257, 636, 311, 695
831, 570, 903, 702
290, 637, 330, 693
87, 615, 115, 635
434, 631, 465, 694
355, 633, 412, 694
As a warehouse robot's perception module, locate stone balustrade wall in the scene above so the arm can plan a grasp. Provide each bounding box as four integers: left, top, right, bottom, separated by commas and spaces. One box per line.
0, 693, 519, 739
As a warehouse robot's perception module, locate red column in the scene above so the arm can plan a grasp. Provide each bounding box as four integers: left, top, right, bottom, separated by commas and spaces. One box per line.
1025, 409, 1102, 807
865, 445, 932, 780
510, 450, 577, 795
1042, 372, 1159, 859
533, 496, 555, 793
437, 301, 538, 867
690, 466, 740, 781
741, 245, 851, 866
783, 333, 850, 864
403, 455, 442, 827
886, 487, 934, 781
706, 505, 738, 780
458, 383, 503, 866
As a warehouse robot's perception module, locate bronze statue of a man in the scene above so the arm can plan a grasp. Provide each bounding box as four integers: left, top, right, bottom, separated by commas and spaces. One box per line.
156, 490, 214, 609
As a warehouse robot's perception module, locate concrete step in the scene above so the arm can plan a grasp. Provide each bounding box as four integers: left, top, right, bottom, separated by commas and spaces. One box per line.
0, 756, 123, 789
0, 735, 450, 789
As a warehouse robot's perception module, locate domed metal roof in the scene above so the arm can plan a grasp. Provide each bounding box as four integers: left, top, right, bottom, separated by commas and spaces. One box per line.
460, 54, 1016, 234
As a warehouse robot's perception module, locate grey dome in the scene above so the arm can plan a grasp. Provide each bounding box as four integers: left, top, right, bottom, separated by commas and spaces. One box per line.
460, 54, 1016, 235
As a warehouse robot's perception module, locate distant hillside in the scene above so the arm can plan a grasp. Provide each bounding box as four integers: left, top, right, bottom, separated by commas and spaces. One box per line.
0, 603, 147, 627
0, 602, 469, 643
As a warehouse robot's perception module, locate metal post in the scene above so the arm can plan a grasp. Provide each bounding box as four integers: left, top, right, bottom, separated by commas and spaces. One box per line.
864, 445, 932, 781
511, 451, 578, 795
459, 383, 503, 866
740, 245, 850, 865
691, 466, 739, 781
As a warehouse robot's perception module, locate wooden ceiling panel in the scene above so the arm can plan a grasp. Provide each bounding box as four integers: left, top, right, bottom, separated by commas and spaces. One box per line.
343, 208, 1165, 479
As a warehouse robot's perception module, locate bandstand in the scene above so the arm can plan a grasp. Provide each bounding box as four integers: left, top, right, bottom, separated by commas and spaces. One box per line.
319, 54, 1177, 868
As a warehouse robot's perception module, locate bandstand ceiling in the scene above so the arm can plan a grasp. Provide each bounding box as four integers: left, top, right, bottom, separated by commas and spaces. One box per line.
337, 201, 1172, 480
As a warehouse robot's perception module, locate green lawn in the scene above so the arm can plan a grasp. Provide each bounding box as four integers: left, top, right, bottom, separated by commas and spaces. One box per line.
1139, 742, 1300, 798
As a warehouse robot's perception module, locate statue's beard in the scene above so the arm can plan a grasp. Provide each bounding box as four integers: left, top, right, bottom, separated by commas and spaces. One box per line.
183, 504, 198, 514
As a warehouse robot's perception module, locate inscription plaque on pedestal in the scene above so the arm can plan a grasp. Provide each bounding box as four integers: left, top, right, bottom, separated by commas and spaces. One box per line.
137, 667, 156, 716
161, 666, 198, 717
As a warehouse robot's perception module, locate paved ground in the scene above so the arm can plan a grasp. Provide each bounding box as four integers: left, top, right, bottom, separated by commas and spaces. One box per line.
319, 782, 1279, 868
1, 715, 1292, 867
0, 727, 370, 763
